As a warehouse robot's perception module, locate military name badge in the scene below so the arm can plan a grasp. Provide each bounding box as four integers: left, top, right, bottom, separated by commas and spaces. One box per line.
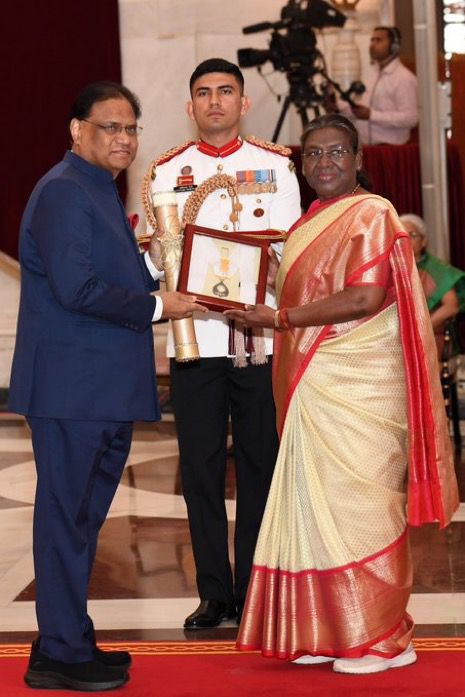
236, 169, 277, 195
174, 165, 197, 192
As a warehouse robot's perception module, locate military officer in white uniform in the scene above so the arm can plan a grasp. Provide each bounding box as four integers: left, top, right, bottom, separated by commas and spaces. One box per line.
142, 58, 301, 629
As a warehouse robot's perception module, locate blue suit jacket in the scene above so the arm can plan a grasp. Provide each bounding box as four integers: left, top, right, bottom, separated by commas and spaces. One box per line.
9, 151, 161, 422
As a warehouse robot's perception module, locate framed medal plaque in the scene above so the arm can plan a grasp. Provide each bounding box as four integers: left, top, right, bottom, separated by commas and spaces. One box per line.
178, 224, 270, 312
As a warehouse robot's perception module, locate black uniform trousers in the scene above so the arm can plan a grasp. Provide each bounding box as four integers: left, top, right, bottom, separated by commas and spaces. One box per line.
170, 356, 279, 604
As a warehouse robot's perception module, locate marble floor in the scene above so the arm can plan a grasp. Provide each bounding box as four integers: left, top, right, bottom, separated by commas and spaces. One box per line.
1, 411, 465, 647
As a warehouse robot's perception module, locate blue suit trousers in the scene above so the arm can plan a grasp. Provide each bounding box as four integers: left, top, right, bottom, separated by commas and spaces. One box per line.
27, 417, 133, 662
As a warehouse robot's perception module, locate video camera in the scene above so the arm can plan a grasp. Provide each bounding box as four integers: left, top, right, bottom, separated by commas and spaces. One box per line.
238, 0, 345, 72
237, 0, 365, 140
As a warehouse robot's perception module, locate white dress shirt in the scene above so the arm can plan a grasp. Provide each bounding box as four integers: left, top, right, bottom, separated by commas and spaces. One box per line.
144, 251, 164, 321
342, 58, 418, 145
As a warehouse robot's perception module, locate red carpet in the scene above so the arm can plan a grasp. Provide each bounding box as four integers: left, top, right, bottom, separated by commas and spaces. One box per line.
1, 639, 465, 696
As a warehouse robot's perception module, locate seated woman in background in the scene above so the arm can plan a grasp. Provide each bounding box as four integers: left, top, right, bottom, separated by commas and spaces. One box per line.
400, 213, 465, 357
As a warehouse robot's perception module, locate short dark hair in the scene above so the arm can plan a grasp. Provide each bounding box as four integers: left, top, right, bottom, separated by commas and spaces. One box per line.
301, 114, 372, 191
189, 58, 244, 95
69, 81, 142, 121
374, 26, 402, 51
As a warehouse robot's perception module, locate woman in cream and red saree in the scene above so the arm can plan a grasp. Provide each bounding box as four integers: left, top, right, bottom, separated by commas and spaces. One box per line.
224, 114, 458, 675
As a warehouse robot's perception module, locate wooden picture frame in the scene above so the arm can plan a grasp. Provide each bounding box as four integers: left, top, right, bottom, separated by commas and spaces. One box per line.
178, 224, 270, 312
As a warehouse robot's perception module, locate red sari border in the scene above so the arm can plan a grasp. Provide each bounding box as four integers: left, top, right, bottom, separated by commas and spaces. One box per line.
274, 324, 331, 437
237, 530, 413, 660
239, 617, 410, 661
252, 528, 408, 579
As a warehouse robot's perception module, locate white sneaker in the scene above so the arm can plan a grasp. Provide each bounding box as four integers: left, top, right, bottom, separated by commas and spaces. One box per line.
333, 643, 417, 675
292, 655, 335, 665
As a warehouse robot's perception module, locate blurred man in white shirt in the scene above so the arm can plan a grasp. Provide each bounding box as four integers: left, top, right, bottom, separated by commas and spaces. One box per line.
340, 26, 418, 145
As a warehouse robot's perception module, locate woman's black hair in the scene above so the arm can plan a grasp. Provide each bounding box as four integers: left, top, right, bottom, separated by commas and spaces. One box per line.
300, 113, 372, 191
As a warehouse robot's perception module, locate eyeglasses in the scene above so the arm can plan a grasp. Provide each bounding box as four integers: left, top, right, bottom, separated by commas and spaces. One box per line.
408, 232, 423, 239
302, 147, 352, 162
81, 119, 143, 137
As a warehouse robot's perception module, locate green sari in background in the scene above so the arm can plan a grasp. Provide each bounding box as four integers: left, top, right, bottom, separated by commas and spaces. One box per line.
417, 251, 465, 356
417, 251, 465, 312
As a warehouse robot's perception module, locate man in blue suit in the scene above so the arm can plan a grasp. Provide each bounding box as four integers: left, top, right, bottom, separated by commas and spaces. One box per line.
9, 81, 206, 692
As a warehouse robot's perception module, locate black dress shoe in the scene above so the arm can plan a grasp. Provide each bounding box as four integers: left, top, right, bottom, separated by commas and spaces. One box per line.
93, 645, 132, 670
24, 641, 128, 691
184, 600, 237, 629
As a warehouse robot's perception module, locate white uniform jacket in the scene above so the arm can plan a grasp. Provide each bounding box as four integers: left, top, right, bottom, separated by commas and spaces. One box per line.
143, 137, 301, 357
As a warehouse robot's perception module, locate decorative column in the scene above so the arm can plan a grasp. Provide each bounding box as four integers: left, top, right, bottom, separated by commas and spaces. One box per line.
378, 0, 395, 25
413, 0, 450, 260
330, 0, 362, 91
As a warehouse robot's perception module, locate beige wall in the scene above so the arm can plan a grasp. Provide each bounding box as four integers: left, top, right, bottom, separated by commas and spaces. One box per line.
118, 0, 386, 225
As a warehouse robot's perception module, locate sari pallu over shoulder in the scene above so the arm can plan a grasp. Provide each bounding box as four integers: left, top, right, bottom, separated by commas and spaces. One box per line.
273, 194, 458, 528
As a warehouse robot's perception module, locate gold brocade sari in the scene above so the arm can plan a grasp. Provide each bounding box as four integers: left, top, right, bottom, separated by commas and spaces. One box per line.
237, 194, 458, 661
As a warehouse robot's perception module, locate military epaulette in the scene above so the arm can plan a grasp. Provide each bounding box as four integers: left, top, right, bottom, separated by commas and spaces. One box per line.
245, 135, 292, 157
141, 141, 195, 230
144, 140, 195, 183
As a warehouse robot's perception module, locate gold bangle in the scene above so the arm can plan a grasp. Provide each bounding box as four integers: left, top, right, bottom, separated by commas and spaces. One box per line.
278, 308, 293, 330
274, 310, 282, 330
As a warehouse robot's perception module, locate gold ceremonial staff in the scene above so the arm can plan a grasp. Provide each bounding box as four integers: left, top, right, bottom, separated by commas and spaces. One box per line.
150, 191, 200, 362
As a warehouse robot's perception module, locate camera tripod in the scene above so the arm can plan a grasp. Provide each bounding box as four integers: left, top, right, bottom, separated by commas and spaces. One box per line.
271, 67, 327, 142
272, 93, 322, 142
271, 69, 364, 142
